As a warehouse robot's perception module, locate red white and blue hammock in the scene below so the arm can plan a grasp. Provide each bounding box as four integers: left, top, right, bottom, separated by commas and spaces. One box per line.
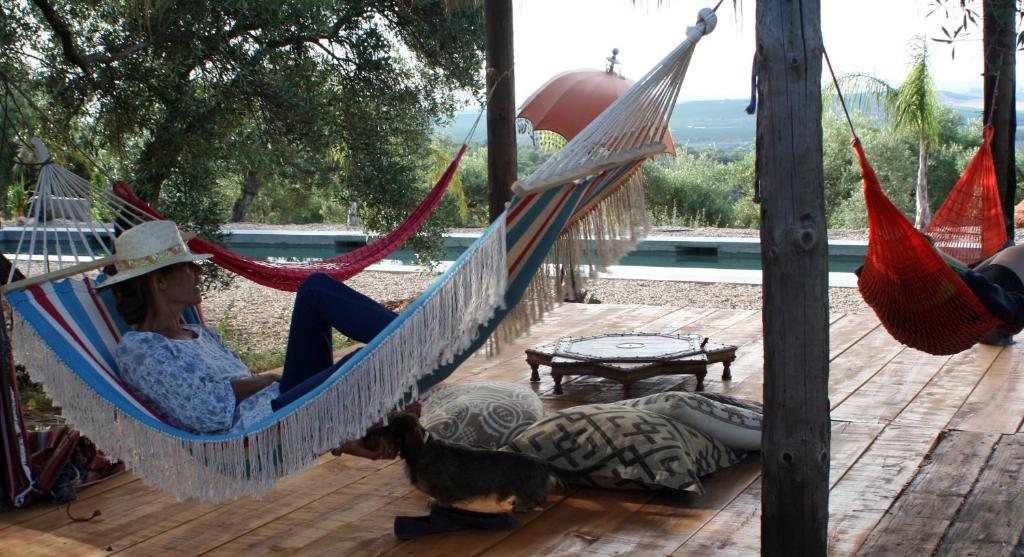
4, 7, 718, 502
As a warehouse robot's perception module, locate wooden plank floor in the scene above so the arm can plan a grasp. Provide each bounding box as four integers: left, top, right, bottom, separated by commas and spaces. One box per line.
2, 304, 1023, 556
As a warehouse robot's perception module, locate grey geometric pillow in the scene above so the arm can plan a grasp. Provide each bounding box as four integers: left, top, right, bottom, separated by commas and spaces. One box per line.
694, 391, 764, 414
420, 382, 544, 449
504, 403, 745, 494
615, 392, 762, 451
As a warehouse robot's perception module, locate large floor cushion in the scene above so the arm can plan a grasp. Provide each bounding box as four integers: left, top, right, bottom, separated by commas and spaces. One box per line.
504, 404, 745, 494
615, 392, 762, 451
420, 382, 544, 449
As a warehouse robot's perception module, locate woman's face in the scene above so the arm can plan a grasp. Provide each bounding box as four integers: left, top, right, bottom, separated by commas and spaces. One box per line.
157, 262, 204, 307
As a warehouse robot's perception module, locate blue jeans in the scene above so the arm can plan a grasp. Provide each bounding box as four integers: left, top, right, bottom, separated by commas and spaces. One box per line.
270, 273, 397, 411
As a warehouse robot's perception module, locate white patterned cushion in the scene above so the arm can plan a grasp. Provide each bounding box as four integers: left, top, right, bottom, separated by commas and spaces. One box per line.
420, 382, 544, 449
504, 404, 745, 494
615, 392, 762, 450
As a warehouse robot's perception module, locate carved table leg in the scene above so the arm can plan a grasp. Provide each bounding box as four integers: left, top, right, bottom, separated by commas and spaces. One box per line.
622, 381, 632, 399
529, 363, 540, 382
696, 370, 707, 392
722, 359, 734, 381
552, 373, 563, 395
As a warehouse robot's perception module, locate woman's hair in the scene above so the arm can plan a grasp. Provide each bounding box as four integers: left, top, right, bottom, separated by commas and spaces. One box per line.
105, 264, 174, 326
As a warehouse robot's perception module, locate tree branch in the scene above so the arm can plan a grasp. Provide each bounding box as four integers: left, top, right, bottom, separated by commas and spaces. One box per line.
31, 0, 159, 71
30, 0, 91, 72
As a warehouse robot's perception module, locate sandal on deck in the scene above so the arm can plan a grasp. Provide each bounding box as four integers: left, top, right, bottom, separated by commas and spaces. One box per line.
393, 506, 519, 540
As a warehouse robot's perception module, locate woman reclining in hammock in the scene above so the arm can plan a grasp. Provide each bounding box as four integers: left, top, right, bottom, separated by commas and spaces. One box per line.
99, 220, 399, 458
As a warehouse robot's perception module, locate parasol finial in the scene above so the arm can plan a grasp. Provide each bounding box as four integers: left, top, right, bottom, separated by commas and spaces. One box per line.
605, 48, 621, 76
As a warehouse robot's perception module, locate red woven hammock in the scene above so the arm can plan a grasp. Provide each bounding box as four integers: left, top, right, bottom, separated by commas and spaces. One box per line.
114, 144, 467, 292
924, 125, 1006, 265
855, 139, 1002, 355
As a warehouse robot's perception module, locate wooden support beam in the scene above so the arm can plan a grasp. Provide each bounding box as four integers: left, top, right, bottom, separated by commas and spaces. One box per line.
983, 0, 1017, 243
755, 1, 830, 555
485, 0, 516, 223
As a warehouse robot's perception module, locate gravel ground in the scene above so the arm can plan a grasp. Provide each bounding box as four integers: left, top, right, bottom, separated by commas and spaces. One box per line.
205, 225, 873, 352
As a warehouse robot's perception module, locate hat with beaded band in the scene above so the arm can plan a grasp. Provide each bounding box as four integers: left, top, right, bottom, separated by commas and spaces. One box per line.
96, 220, 212, 288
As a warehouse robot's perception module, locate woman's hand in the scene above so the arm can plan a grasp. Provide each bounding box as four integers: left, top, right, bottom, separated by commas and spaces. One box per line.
230, 372, 281, 402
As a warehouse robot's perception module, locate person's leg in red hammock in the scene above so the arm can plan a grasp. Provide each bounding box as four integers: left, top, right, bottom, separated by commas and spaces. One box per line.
963, 244, 1024, 345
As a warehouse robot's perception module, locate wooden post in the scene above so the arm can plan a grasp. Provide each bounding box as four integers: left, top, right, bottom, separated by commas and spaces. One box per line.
485, 0, 516, 223
756, 1, 830, 555
983, 0, 1017, 243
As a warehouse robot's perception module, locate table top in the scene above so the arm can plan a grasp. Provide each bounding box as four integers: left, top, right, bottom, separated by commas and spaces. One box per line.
527, 332, 737, 373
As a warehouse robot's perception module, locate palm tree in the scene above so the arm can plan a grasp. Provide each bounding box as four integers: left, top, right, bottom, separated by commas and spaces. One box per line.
831, 39, 941, 229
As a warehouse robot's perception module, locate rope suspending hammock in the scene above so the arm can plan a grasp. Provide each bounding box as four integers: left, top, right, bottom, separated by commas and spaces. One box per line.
4, 7, 720, 502
824, 49, 1007, 355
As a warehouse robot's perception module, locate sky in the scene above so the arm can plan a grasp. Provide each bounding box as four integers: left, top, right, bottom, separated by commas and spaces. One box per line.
509, 0, 1017, 105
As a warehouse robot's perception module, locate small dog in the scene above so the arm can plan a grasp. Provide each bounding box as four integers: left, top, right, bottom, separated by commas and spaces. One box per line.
365, 412, 571, 514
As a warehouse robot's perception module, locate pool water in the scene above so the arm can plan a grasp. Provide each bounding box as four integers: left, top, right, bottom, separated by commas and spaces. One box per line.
228, 244, 866, 273
0, 238, 866, 273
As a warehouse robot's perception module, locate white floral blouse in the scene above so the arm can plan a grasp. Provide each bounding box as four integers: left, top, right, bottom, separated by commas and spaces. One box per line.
116, 324, 280, 434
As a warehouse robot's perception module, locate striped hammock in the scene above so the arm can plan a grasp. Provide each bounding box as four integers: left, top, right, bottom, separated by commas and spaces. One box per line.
4, 7, 718, 502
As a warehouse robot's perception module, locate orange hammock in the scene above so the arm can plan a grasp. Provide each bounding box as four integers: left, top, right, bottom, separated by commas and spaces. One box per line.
923, 126, 1007, 265
855, 130, 1004, 355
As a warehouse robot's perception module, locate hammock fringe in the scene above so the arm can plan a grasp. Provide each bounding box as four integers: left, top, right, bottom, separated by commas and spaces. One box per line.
490, 171, 649, 351
11, 217, 507, 502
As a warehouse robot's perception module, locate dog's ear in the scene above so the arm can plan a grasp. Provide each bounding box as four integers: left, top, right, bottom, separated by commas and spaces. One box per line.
389, 412, 425, 459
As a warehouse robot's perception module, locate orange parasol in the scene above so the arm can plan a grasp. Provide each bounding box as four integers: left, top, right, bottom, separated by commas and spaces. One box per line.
517, 68, 676, 155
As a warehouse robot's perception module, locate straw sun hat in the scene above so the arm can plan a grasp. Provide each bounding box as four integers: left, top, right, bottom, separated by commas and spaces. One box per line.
97, 220, 212, 288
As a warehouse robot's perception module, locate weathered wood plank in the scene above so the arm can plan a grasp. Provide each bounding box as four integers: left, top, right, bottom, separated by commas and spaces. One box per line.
934, 433, 1024, 557
892, 344, 1002, 430
827, 425, 941, 556
200, 461, 415, 556
827, 312, 883, 361
466, 487, 653, 557
855, 430, 1001, 557
568, 456, 763, 557
113, 456, 391, 556
675, 421, 886, 556
831, 348, 951, 423
947, 343, 1024, 433
2, 477, 214, 557
724, 311, 884, 403
0, 472, 138, 531
827, 328, 908, 407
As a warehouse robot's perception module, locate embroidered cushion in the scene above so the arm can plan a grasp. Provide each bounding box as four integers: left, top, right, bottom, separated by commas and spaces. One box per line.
420, 382, 544, 449
504, 404, 745, 494
615, 392, 762, 450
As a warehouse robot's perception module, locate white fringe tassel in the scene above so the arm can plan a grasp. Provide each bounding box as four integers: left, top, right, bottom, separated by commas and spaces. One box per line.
10, 217, 507, 503
490, 171, 650, 349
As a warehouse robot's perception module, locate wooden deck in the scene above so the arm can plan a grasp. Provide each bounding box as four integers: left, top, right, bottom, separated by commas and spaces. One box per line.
2, 303, 1023, 556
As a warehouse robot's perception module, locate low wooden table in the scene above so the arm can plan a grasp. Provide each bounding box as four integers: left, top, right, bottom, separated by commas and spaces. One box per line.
525, 332, 737, 397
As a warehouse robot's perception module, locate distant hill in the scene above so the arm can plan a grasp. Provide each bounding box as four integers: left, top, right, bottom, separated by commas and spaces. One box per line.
435, 91, 1023, 150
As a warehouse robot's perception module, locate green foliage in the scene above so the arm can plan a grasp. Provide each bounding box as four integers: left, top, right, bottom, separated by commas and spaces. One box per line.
635, 103, 983, 230
2, 0, 485, 263
642, 148, 751, 228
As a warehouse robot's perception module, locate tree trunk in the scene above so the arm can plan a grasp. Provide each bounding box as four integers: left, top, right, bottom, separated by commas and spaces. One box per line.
485, 0, 516, 223
756, 1, 830, 555
984, 0, 1017, 244
230, 169, 262, 222
914, 136, 931, 229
